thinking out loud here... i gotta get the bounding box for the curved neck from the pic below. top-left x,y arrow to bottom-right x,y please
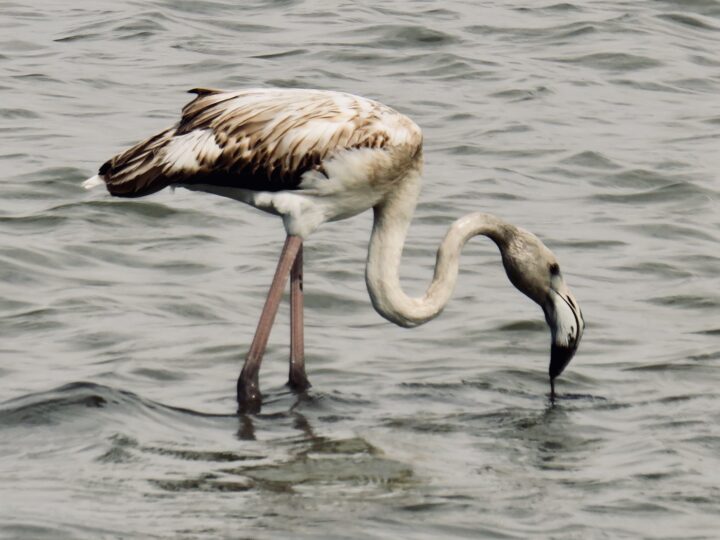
365,172 -> 513,328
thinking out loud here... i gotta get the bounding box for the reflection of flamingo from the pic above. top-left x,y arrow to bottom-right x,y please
84,88 -> 584,412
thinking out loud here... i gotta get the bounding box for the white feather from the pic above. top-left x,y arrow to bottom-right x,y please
83,175 -> 104,189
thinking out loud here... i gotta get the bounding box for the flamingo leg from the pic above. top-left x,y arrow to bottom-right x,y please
288,242 -> 310,392
237,235 -> 302,413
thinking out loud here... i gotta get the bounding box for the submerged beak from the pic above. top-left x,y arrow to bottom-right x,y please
544,287 -> 584,381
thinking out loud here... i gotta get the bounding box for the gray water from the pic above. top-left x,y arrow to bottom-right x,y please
1,0 -> 719,538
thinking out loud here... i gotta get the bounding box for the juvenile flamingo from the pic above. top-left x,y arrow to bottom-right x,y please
84,88 -> 584,412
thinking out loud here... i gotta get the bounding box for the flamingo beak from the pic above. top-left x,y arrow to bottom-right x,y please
544,288 -> 584,383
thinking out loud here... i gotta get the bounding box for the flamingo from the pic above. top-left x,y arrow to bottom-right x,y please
83,88 -> 584,412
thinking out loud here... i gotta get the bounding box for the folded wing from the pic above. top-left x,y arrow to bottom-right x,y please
94,88 -> 416,198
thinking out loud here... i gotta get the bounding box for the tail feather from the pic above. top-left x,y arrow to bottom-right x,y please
83,174 -> 105,190
92,127 -> 178,198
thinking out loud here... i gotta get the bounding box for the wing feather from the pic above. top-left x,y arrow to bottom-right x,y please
95,88 -> 422,198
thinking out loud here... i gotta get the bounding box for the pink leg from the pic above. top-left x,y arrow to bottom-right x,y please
237,235 -> 302,413
288,243 -> 310,391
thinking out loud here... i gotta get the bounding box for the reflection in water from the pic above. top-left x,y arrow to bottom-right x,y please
236,413 -> 256,441
507,398 -> 606,478
231,409 -> 415,495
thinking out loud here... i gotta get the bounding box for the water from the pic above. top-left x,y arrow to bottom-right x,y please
1,0 -> 719,538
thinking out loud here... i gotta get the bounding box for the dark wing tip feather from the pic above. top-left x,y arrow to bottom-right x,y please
188,87 -> 224,96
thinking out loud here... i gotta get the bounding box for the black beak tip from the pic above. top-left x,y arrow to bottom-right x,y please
549,343 -> 576,381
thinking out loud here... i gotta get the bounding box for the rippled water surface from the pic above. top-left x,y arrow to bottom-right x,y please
2,1 -> 720,538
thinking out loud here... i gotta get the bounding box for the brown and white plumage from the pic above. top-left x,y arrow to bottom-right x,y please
85,88 -> 422,237
84,88 -> 583,411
